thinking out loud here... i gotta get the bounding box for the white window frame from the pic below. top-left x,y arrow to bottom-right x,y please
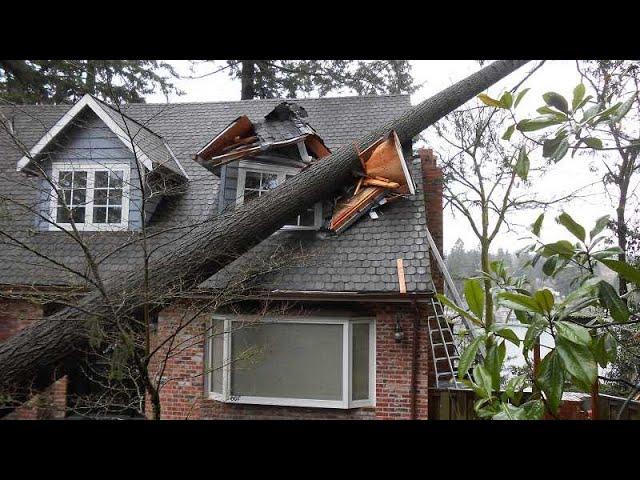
235,160 -> 322,231
205,315 -> 376,409
48,160 -> 131,232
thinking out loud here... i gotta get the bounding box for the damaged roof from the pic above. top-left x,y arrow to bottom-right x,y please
0,95 -> 434,294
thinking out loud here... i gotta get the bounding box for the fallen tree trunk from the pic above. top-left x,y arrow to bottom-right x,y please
0,60 -> 528,413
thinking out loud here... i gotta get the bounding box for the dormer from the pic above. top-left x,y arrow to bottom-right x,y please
194,102 -> 331,230
17,94 -> 188,232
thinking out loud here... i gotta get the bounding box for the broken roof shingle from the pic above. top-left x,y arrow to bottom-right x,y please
0,94 -> 434,294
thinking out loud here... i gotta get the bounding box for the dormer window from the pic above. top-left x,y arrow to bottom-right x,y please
49,162 -> 130,231
236,161 -> 322,230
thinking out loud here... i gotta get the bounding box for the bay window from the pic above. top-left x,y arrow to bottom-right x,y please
206,316 -> 375,409
49,162 -> 130,231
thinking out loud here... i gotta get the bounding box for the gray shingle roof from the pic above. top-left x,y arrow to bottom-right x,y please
0,95 -> 434,294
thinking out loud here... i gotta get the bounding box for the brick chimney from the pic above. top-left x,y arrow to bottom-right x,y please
419,148 -> 444,294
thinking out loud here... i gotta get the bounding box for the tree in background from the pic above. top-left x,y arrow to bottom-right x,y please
0,60 -> 181,104
189,60 -> 415,100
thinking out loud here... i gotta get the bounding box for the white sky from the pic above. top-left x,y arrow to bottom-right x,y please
146,60 -> 624,254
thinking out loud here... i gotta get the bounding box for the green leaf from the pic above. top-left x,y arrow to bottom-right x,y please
502,124 -> 515,141
595,102 -> 622,121
523,318 -> 547,351
550,138 -> 569,162
493,403 -> 527,420
542,255 -> 558,277
515,147 -> 530,181
494,326 -> 521,346
534,289 -> 555,314
504,374 -> 527,400
485,342 -> 506,390
556,338 -> 598,391
597,280 -> 630,323
478,93 -> 504,108
590,215 -> 610,239
463,278 -> 485,320
611,95 -> 634,123
541,240 -> 575,259
436,294 -> 483,326
555,320 -> 592,347
572,84 -> 586,111
574,94 -> 593,112
522,400 -> 545,420
556,212 -> 586,242
531,213 -> 544,237
598,259 -> 640,286
543,92 -> 569,114
592,332 -> 618,367
537,351 -> 565,414
500,92 -> 513,109
498,291 -> 544,315
591,246 -> 623,261
472,364 -> 493,399
458,335 -> 484,380
542,137 -> 563,158
583,137 -> 603,149
517,116 -> 565,132
513,88 -> 530,108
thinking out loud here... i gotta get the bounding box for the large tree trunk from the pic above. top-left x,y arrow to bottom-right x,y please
0,60 -> 529,414
240,61 -> 255,100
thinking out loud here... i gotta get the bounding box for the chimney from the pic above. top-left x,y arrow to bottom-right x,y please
419,148 -> 444,294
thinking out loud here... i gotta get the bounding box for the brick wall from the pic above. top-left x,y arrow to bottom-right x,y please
151,302 -> 434,420
419,148 -> 444,294
0,297 -> 68,420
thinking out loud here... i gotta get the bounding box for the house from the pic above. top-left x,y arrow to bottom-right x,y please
0,93 -> 449,420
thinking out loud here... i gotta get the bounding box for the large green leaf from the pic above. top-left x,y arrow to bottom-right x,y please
472,364 -> 493,399
523,318 -> 547,351
436,294 -> 483,326
557,212 -> 586,242
463,278 -> 485,320
493,403 -> 527,420
513,88 -> 530,108
542,255 -> 558,277
597,280 -> 630,323
572,84 -> 586,111
522,400 -> 546,420
534,289 -> 555,314
498,292 -> 544,315
457,335 -> 484,380
589,215 -> 610,240
517,116 -> 565,132
611,95 -> 635,123
500,92 -> 513,109
555,320 -> 592,347
592,332 -> 618,367
502,124 -> 515,141
598,259 -> 640,286
515,148 -> 530,181
543,92 -> 569,114
485,342 -> 507,390
504,374 -> 527,401
556,338 -> 598,391
494,326 -> 521,346
537,351 -> 565,414
541,240 -> 575,258
531,213 -> 544,237
583,137 -> 603,149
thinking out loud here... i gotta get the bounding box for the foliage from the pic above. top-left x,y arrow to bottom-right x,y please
0,60 -> 181,104
217,60 -> 416,99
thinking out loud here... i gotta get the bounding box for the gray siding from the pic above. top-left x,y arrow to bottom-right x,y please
35,109 -> 145,230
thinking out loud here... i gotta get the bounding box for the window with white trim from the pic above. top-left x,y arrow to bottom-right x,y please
236,162 -> 322,230
206,316 -> 375,409
49,162 -> 130,231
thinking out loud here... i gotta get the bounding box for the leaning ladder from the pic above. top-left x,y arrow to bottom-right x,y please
424,227 -> 483,388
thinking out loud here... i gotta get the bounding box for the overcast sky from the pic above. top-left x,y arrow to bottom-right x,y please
146,60 -> 628,254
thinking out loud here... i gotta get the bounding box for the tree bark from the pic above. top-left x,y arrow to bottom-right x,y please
0,60 -> 529,414
240,61 -> 255,100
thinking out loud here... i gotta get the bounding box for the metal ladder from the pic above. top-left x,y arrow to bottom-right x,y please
428,296 -> 462,388
424,226 -> 483,389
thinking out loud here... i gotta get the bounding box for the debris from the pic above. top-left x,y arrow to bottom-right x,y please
328,130 -> 416,234
396,258 -> 407,294
194,102 -> 331,172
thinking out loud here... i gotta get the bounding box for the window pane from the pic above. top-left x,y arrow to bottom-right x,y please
71,207 -> 85,223
61,189 -> 72,206
244,172 -> 261,189
58,171 -> 72,188
352,323 -> 370,401
210,321 -> 224,395
72,188 -> 86,205
56,207 -> 70,223
108,189 -> 122,205
95,171 -> 109,188
110,171 -> 124,188
300,208 -> 316,226
231,322 -> 343,401
262,173 -> 279,190
107,207 -> 122,223
73,171 -> 87,188
93,207 -> 107,223
94,189 -> 108,205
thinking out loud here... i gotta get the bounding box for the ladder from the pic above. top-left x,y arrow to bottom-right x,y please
428,296 -> 462,388
424,226 -> 483,388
